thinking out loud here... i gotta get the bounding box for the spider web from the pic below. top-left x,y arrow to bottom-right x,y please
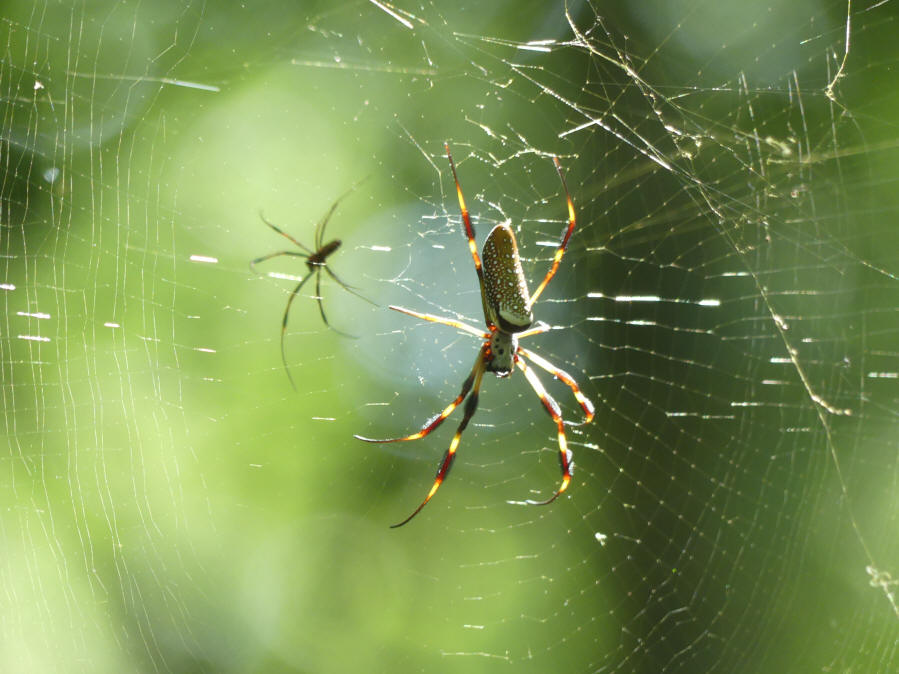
2,0 -> 898,671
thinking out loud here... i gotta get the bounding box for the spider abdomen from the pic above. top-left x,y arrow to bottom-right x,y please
482,224 -> 533,333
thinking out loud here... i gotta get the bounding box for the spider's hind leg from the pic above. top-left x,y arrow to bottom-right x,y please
323,266 -> 377,307
390,359 -> 487,528
354,344 -> 489,443
517,346 -> 595,424
279,272 -> 315,390
514,356 -> 573,506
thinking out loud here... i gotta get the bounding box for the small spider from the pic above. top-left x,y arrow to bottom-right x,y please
252,184 -> 374,389
356,144 -> 594,527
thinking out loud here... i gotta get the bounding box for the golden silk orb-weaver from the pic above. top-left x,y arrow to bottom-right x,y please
251,183 -> 374,390
355,143 -> 594,528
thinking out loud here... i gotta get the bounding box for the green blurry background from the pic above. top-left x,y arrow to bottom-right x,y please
1,1 -> 898,672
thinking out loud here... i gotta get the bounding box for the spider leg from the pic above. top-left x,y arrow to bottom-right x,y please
445,143 -> 487,296
323,266 -> 377,306
516,320 -> 551,339
315,175 -> 371,249
250,250 -> 309,273
280,271 -> 315,390
526,157 -> 577,310
314,269 -> 357,339
515,356 -> 573,506
518,347 -> 595,423
314,200 -> 341,252
259,212 -> 314,254
388,305 -> 489,339
355,344 -> 489,444
390,355 -> 488,528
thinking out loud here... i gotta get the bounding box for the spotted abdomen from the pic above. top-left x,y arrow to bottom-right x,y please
481,224 -> 533,333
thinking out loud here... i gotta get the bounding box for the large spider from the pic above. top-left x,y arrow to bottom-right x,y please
356,144 -> 594,527
252,185 -> 373,389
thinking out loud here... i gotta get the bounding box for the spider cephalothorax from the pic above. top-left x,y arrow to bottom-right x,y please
356,144 -> 593,527
486,328 -> 518,376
